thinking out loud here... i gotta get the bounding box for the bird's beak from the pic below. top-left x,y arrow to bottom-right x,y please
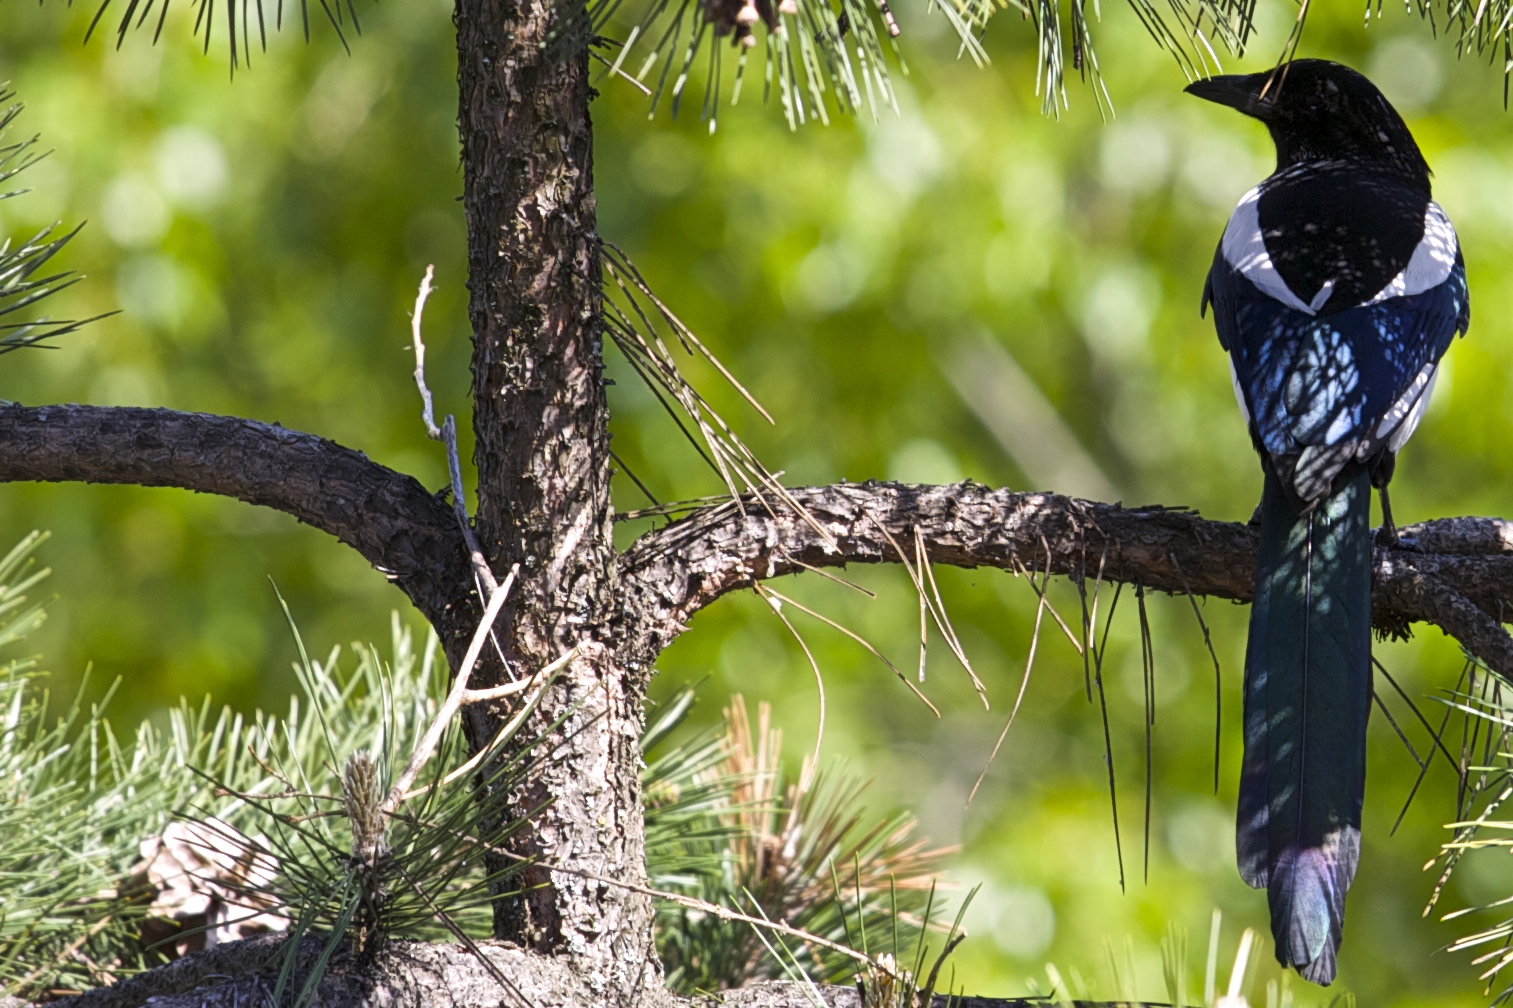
1185,73 -> 1277,121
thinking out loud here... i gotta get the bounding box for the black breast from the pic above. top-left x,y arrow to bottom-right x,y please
1257,165 -> 1429,316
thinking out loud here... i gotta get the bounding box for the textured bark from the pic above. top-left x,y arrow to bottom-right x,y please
1395,516 -> 1513,555
49,939 -> 624,1008
0,403 -> 468,624
453,0 -> 647,990
41,936 -> 1160,1008
617,482 -> 1513,678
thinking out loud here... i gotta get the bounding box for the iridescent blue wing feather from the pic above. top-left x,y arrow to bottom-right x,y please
1206,222 -> 1467,501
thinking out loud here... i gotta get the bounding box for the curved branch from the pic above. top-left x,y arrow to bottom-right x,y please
617,481 -> 1513,677
0,404 -> 469,622
1374,563 -> 1513,674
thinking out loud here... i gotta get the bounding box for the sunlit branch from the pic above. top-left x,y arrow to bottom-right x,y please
618,480 -> 1513,679
0,403 -> 468,622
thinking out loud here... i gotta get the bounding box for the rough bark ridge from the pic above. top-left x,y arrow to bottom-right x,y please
43,936 -> 1156,1008
0,404 -> 468,622
617,484 -> 1513,675
453,0 -> 651,993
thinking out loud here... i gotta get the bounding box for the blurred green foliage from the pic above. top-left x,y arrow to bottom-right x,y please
0,0 -> 1511,1002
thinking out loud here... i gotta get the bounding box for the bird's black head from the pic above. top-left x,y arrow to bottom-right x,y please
1185,59 -> 1429,187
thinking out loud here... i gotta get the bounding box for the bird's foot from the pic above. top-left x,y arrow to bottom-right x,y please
1375,524 -> 1421,551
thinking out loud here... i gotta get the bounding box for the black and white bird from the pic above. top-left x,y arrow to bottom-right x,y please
1187,59 -> 1470,985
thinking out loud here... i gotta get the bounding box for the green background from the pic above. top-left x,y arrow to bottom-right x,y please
0,0 -> 1510,1001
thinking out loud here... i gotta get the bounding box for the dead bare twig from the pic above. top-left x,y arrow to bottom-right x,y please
869,519 -> 987,708
385,563 -> 523,810
758,586 -> 940,716
410,264 -> 501,600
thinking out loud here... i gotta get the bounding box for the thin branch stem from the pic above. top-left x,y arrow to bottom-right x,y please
386,563 -> 519,809
409,264 -> 500,599
411,264 -> 443,441
400,664 -> 567,802
619,482 -> 1513,683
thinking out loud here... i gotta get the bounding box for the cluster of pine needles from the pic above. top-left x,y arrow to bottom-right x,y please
0,529 -> 964,1001
646,691 -> 960,990
0,94 -> 99,358
1419,657 -> 1513,1005
49,0 -> 1513,124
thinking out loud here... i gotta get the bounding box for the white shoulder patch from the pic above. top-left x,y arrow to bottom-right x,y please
1367,202 -> 1458,305
1219,186 -> 1315,315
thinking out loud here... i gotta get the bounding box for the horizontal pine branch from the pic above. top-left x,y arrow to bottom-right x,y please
0,403 -> 469,622
4,407 -> 1509,678
618,481 -> 1513,678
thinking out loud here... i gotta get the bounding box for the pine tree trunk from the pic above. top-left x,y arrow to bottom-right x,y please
452,0 -> 656,992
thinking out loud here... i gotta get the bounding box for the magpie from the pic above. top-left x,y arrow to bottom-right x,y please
1187,59 -> 1469,985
